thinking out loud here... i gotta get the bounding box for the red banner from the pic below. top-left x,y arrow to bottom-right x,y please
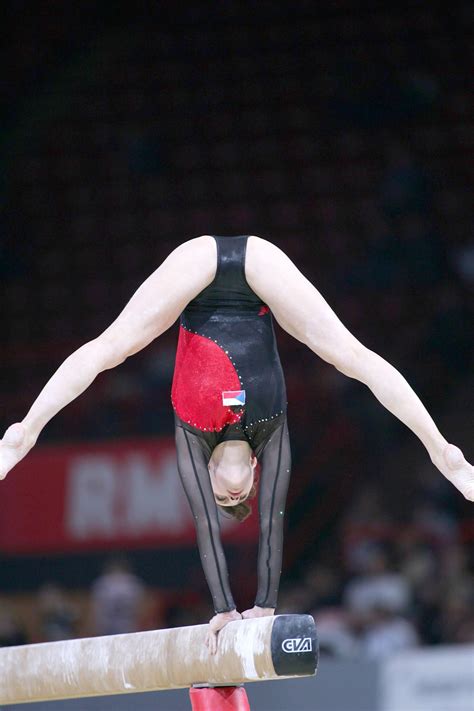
0,438 -> 258,554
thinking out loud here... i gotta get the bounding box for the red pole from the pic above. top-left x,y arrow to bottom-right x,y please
189,686 -> 250,711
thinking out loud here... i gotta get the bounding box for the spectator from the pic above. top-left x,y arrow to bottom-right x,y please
91,556 -> 146,636
304,563 -> 342,610
344,543 -> 412,616
37,583 -> 78,642
314,608 -> 358,658
438,584 -> 474,645
0,607 -> 27,647
451,240 -> 474,287
359,604 -> 419,659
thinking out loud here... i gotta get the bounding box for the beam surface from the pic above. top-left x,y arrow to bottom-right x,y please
0,614 -> 318,705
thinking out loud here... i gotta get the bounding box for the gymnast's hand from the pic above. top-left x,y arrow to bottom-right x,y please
241,606 -> 275,619
0,423 -> 36,481
205,610 -> 242,655
431,443 -> 474,502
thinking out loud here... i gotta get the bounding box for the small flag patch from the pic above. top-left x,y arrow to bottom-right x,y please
222,390 -> 246,406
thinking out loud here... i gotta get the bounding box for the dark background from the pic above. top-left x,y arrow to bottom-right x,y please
1,0 -> 473,654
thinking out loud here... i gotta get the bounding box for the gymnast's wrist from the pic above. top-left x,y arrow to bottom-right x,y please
254,600 -> 276,610
214,606 -> 237,614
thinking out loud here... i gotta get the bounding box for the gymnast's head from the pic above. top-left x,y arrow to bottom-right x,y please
208,440 -> 258,522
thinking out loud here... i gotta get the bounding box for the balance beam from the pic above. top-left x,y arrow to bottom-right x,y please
0,614 -> 318,705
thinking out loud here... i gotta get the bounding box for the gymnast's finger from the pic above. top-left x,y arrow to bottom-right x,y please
206,630 -> 217,655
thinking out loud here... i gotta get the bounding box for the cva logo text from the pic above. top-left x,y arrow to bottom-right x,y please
281,637 -> 313,653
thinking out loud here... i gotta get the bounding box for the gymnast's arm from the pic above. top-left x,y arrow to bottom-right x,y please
0,236 -> 217,480
246,236 -> 474,501
242,417 -> 292,620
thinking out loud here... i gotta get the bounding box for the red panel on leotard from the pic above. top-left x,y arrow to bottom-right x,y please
171,326 -> 243,431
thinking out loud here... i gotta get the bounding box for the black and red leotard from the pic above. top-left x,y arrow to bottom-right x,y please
172,235 -> 291,612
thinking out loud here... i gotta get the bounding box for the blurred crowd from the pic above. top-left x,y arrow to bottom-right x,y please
1,558 -> 157,648
2,494 -> 473,660
280,483 -> 474,659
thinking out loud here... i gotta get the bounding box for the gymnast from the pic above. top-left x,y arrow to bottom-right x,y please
1,235 -> 472,653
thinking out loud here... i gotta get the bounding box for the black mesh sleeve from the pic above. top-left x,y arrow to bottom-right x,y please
255,418 -> 291,608
175,423 -> 236,613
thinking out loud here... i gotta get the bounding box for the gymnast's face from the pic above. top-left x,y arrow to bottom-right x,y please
208,441 -> 257,506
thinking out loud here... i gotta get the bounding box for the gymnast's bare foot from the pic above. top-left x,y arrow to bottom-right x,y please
205,610 -> 242,655
0,422 -> 37,481
431,443 -> 474,501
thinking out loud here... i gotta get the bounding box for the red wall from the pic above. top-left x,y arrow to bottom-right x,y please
0,438 -> 258,554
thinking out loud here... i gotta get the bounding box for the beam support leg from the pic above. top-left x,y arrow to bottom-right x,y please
189,686 -> 250,711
